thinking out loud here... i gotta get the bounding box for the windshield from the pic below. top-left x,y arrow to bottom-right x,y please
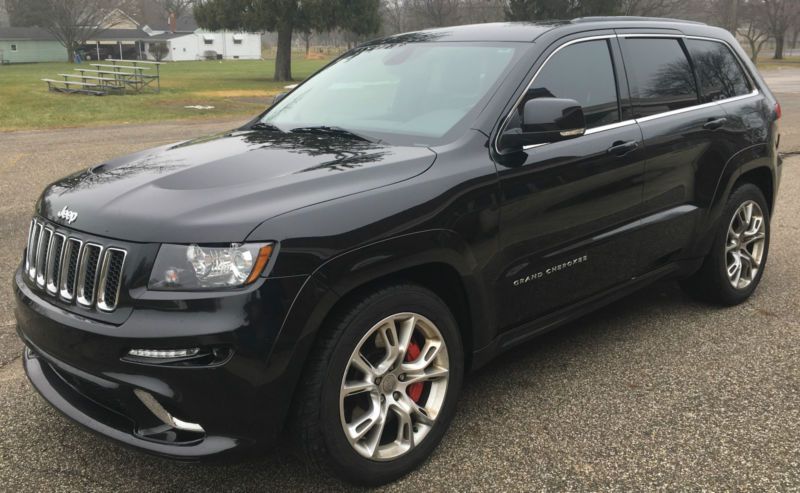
260,42 -> 523,146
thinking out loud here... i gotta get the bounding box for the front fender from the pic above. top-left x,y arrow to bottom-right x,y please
264,229 -> 492,433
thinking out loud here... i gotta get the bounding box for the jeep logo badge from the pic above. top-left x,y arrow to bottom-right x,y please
56,206 -> 78,224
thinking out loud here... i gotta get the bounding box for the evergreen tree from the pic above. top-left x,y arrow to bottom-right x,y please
194,0 -> 381,81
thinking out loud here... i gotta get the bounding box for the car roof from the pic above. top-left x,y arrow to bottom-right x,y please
369,17 -> 719,44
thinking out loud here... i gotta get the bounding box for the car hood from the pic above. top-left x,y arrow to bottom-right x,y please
37,130 -> 437,243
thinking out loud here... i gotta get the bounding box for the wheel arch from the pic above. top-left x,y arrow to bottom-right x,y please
690,144 -> 776,258
270,230 -> 492,434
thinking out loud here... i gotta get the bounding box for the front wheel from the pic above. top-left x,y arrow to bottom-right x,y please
291,284 -> 463,485
681,183 -> 770,305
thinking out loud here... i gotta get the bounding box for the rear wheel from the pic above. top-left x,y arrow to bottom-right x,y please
681,184 -> 770,305
292,284 -> 463,485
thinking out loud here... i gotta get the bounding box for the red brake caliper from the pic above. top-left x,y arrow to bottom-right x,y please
405,341 -> 424,403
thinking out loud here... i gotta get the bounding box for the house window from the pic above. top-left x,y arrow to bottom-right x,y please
204,39 -> 213,45
10,44 -> 18,52
233,39 -> 242,45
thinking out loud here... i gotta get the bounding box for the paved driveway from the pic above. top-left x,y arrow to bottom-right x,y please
0,72 -> 798,491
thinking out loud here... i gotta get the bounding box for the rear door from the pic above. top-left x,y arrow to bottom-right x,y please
493,36 -> 646,330
617,35 -> 732,274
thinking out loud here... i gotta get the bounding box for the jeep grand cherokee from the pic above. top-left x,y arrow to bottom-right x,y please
15,17 -> 782,485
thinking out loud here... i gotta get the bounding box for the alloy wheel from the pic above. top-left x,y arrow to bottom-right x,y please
725,200 -> 767,290
339,312 -> 449,461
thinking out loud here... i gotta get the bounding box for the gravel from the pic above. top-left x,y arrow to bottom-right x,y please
0,72 -> 798,492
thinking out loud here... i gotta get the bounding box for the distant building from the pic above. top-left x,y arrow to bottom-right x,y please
84,8 -> 262,62
0,27 -> 67,63
0,8 -> 260,64
141,29 -> 262,62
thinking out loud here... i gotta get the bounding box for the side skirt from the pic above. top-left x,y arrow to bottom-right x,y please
470,260 -> 698,371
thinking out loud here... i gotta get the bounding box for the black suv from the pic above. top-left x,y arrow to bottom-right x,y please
15,18 -> 781,485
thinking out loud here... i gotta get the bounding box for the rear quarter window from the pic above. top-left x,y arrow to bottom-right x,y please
620,38 -> 699,118
685,39 -> 751,103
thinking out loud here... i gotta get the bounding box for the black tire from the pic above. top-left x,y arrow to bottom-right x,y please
290,283 -> 464,486
680,183 -> 770,305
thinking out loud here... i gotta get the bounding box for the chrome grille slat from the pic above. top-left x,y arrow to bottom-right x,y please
46,233 -> 66,295
97,249 -> 127,312
23,218 -> 127,313
76,243 -> 102,307
28,222 -> 42,279
25,220 -> 36,276
59,238 -> 82,301
35,228 -> 53,287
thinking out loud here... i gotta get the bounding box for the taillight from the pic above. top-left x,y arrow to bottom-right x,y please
775,102 -> 782,120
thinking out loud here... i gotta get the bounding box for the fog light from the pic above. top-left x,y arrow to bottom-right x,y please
128,348 -> 200,359
134,389 -> 204,433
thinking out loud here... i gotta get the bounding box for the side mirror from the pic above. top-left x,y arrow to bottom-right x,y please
498,98 -> 586,152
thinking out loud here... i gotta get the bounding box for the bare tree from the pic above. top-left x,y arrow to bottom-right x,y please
149,40 -> 168,60
409,0 -> 460,28
763,0 -> 800,59
159,0 -> 194,18
738,1 -> 771,62
620,0 -> 690,17
382,0 -> 407,34
6,0 -> 133,62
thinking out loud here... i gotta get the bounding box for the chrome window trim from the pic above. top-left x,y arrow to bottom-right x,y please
585,119 -> 638,135
494,33 -> 763,155
45,232 -> 66,295
96,248 -> 127,313
635,90 -> 760,124
59,238 -> 83,302
76,243 -> 103,307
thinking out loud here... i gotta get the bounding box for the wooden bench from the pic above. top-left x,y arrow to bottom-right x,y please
91,63 -> 149,72
42,78 -> 105,96
59,73 -> 120,83
107,59 -> 163,65
61,73 -> 126,93
76,68 -> 139,77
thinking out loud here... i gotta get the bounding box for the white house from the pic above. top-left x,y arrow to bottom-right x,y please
143,29 -> 262,61
77,10 -> 262,62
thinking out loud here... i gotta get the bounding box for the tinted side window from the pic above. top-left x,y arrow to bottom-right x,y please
620,38 -> 698,118
685,39 -> 751,103
519,39 -> 620,129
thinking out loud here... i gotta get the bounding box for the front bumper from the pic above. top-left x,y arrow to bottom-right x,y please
14,267 -> 307,460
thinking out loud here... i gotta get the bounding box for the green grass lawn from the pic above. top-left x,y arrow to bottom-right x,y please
0,56 -> 330,131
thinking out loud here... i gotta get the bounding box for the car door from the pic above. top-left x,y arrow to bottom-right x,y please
492,36 -> 646,331
616,35 -> 736,274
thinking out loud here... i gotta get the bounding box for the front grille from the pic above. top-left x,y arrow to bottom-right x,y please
25,218 -> 127,312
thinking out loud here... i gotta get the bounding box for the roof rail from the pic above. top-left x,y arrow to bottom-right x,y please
572,16 -> 706,25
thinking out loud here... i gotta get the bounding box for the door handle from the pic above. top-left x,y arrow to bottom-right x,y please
607,140 -> 639,156
703,117 -> 727,130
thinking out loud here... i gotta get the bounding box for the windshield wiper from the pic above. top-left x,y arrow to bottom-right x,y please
250,121 -> 283,132
290,125 -> 376,143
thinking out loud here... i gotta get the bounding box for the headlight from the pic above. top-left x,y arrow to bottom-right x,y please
148,243 -> 273,290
